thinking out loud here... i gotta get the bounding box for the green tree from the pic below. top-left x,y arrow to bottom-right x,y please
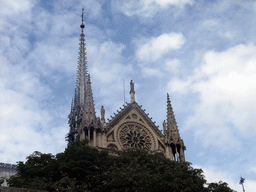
56,140 -> 109,191
105,148 -> 207,192
7,151 -> 59,191
0,176 -> 5,186
8,140 -> 108,192
7,141 -> 235,192
207,181 -> 235,192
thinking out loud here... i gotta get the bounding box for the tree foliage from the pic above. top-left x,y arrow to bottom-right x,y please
207,181 -> 234,192
105,149 -> 206,192
7,141 -> 235,192
0,177 -> 5,186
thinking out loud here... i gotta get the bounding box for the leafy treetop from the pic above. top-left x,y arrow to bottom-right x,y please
7,141 -> 235,192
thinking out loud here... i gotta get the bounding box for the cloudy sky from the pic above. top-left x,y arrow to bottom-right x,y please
1,0 -> 256,191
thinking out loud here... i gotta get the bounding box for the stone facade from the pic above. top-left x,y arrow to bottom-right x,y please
67,14 -> 186,161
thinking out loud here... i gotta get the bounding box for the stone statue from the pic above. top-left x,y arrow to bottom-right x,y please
130,80 -> 134,93
130,80 -> 135,102
101,106 -> 105,121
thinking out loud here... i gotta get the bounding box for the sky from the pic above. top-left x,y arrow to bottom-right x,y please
0,0 -> 256,191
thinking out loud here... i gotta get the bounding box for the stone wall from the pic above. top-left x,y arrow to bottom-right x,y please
0,186 -> 47,192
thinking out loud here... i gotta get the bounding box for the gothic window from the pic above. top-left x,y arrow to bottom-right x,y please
117,122 -> 154,150
125,130 -> 145,147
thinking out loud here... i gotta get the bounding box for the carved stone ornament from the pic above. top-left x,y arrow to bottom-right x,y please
132,113 -> 138,119
117,122 -> 155,150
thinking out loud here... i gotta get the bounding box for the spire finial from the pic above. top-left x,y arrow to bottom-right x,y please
80,8 -> 85,29
130,80 -> 135,103
166,93 -> 179,141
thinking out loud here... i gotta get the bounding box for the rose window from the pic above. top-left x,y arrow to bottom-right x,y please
118,123 -> 153,150
126,131 -> 145,147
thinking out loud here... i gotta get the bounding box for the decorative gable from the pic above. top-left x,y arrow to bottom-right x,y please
104,102 -> 165,151
106,102 -> 162,136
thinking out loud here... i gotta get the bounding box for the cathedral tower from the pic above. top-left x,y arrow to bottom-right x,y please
67,10 -> 100,146
67,11 -> 186,161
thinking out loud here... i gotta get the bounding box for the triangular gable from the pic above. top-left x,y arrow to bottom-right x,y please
106,102 -> 163,138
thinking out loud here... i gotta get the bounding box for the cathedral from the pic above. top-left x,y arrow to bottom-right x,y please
67,14 -> 186,161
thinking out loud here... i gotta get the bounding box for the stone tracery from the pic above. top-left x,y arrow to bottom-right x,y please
117,122 -> 154,150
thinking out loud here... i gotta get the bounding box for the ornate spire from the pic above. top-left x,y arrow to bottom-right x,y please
74,8 -> 88,107
166,93 -> 179,142
68,9 -> 95,145
82,74 -> 96,124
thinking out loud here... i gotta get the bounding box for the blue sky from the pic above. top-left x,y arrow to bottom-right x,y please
1,0 -> 256,191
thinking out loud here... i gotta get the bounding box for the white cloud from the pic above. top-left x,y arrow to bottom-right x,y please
165,59 -> 180,74
169,78 -> 191,94
155,0 -> 194,7
115,0 -> 194,17
194,165 -> 256,192
168,43 -> 256,150
249,167 -> 256,175
142,68 -> 163,77
54,0 -> 103,19
201,19 -> 235,39
81,39 -> 134,118
0,0 -> 36,15
0,2 -> 134,151
135,33 -> 185,63
140,58 -> 182,78
27,37 -> 78,77
89,40 -> 130,84
244,180 -> 256,192
0,0 -> 36,31
0,44 -> 68,163
0,2 -> 73,163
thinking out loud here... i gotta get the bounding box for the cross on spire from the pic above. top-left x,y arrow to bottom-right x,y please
81,8 -> 85,29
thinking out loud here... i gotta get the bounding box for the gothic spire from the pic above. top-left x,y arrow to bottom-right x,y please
68,9 -> 98,145
82,74 -> 96,124
167,93 -> 180,142
74,8 -> 88,107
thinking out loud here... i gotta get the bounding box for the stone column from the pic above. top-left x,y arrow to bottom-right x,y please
175,146 -> 178,161
93,129 -> 96,147
88,128 -> 90,145
180,147 -> 185,161
82,129 -> 85,140
169,146 -> 174,160
102,130 -> 107,148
